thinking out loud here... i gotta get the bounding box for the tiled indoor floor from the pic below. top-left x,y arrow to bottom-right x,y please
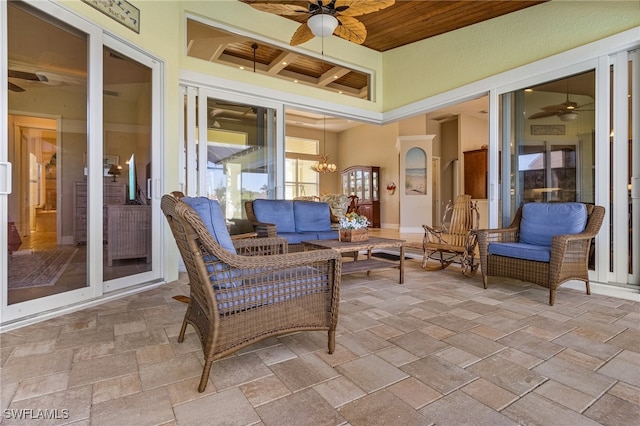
1,257 -> 639,425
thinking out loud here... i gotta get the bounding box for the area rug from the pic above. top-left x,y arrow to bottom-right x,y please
8,247 -> 79,289
371,252 -> 411,262
404,241 -> 423,250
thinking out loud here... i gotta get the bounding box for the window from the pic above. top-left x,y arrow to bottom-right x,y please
285,137 -> 319,199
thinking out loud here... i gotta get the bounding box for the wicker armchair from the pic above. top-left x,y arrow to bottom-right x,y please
162,194 -> 341,392
477,202 -> 605,305
422,194 -> 480,277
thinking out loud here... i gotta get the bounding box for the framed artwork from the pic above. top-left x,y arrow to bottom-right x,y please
531,124 -> 565,135
405,147 -> 427,195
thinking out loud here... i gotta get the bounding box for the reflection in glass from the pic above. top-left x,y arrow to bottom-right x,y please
102,47 -> 152,281
503,69 -> 595,268
7,2 -> 88,304
201,98 -> 276,235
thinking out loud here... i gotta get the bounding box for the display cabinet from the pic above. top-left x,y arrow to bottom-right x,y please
341,165 -> 380,227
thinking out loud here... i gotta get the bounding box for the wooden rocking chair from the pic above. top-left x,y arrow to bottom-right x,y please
422,194 -> 480,277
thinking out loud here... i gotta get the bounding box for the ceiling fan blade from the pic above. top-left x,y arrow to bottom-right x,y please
8,82 -> 25,92
539,104 -> 565,112
575,102 -> 594,110
335,0 -> 395,17
561,100 -> 578,110
8,69 -> 48,82
246,3 -> 308,16
290,23 -> 315,45
209,108 -> 225,118
334,16 -> 366,44
529,110 -> 560,119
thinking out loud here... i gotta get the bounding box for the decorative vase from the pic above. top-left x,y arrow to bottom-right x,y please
339,228 -> 368,242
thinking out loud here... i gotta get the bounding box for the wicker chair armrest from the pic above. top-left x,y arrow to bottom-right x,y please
422,224 -> 445,243
233,236 -> 288,255
476,227 -> 519,245
211,244 -> 341,270
251,220 -> 278,238
549,232 -> 595,262
231,232 -> 258,240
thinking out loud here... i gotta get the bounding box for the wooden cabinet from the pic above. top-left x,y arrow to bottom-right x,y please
341,165 -> 380,228
74,182 -> 126,244
463,148 -> 488,199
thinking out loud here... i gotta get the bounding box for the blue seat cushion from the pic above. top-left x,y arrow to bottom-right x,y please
488,242 -> 551,262
294,201 -> 332,232
277,231 -> 339,245
215,266 -> 328,314
520,202 -> 587,247
315,231 -> 339,240
279,232 -> 308,245
253,199 -> 296,233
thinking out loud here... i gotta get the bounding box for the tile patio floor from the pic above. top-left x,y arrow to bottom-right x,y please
1,259 -> 639,425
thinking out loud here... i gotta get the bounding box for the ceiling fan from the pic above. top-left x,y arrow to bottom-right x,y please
528,82 -> 594,121
8,69 -> 48,92
246,0 -> 395,45
208,106 -> 247,129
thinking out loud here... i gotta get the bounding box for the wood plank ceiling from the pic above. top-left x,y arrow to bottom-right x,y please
240,0 -> 547,52
187,1 -> 547,100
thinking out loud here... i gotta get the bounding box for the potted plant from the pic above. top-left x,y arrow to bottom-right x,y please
338,212 -> 370,241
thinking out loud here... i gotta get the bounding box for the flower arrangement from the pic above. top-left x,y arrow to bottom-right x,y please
386,182 -> 396,191
339,212 -> 370,230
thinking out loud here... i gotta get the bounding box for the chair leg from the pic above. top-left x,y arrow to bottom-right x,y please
328,329 -> 335,354
177,317 -> 188,343
585,280 -> 591,295
482,275 -> 488,289
549,289 -> 556,306
198,360 -> 213,393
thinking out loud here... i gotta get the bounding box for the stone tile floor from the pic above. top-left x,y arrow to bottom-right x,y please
1,260 -> 639,425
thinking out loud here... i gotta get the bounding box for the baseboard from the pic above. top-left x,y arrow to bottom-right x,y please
563,280 -> 640,302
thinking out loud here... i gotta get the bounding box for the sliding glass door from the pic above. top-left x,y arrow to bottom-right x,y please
181,87 -> 280,235
499,56 -> 639,286
4,2 -> 91,312
1,1 -> 163,325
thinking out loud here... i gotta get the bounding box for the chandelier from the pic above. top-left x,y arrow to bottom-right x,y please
311,154 -> 337,173
311,115 -> 336,173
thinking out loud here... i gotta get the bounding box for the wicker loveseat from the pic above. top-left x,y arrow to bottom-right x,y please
245,199 -> 338,252
477,202 -> 605,305
162,193 -> 341,392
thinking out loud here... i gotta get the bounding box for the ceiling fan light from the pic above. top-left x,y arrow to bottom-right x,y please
558,111 -> 578,121
307,14 -> 338,37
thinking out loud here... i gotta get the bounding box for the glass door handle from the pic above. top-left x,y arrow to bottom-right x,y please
0,162 -> 12,194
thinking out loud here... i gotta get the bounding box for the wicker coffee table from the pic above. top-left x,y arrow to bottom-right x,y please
303,237 -> 405,284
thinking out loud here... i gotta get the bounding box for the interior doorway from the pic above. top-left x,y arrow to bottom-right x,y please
7,115 -> 86,305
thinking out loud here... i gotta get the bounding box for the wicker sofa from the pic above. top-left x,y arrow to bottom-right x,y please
477,202 -> 605,305
245,199 -> 338,252
162,194 -> 341,392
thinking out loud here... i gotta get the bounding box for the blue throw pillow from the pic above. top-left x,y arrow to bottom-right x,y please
182,197 -> 236,254
519,202 -> 587,247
